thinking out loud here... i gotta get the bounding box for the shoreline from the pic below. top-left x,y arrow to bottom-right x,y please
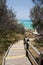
18,20 -> 33,30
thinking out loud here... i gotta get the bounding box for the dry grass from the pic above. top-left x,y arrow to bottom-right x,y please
0,33 -> 24,65
25,29 -> 43,51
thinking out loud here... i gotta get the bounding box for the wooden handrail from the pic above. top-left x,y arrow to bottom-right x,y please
28,42 -> 40,55
2,44 -> 12,65
24,38 -> 43,65
27,50 -> 38,65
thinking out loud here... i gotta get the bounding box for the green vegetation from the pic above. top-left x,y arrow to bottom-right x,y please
0,0 -> 25,64
30,0 -> 43,33
30,0 -> 43,43
0,31 -> 24,65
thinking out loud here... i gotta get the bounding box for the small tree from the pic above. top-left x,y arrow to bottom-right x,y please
30,0 -> 43,35
30,0 -> 43,43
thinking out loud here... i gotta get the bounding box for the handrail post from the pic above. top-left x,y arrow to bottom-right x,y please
26,42 -> 29,57
38,51 -> 43,65
24,37 -> 29,57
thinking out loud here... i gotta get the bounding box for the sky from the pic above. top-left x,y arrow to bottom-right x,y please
7,0 -> 34,20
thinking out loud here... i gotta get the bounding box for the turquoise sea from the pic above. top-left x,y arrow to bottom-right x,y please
18,20 -> 33,29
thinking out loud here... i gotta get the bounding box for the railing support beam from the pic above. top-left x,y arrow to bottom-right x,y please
24,37 -> 43,65
26,42 -> 29,57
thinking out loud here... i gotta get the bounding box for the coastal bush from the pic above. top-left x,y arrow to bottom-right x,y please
0,0 -> 25,35
30,0 -> 43,43
31,0 -> 43,31
0,0 -> 25,64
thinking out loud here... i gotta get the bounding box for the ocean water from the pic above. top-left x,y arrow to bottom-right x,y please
18,20 -> 33,29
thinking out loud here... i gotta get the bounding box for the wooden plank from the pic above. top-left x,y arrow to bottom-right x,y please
4,40 -> 31,65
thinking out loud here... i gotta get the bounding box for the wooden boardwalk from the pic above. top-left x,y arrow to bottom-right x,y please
5,40 -> 31,65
